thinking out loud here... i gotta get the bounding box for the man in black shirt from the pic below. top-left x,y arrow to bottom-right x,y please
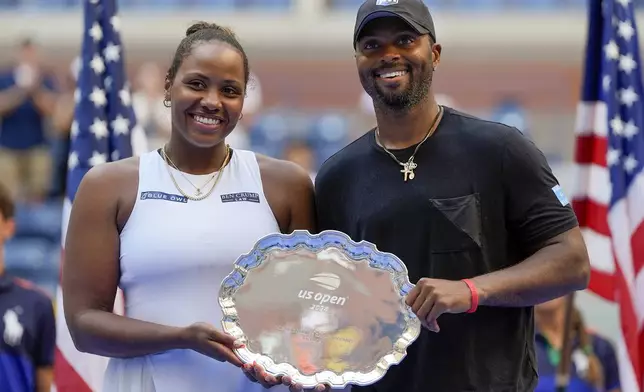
314,0 -> 591,391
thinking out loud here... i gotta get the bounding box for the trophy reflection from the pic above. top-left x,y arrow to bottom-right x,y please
232,246 -> 406,375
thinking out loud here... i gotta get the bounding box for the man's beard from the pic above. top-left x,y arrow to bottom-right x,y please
362,65 -> 432,113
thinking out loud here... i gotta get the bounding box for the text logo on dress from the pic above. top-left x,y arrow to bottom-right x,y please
140,191 -> 188,203
221,192 -> 260,203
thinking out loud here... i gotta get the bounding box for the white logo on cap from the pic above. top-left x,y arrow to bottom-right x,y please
376,0 -> 398,5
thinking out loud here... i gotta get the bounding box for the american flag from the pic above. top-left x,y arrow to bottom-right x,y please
53,0 -> 147,390
572,0 -> 643,390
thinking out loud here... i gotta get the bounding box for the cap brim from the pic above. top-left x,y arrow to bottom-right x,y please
353,11 -> 429,47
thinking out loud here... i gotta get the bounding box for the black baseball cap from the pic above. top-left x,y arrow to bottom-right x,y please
353,0 -> 436,48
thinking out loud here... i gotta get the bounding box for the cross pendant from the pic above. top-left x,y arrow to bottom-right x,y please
400,161 -> 417,182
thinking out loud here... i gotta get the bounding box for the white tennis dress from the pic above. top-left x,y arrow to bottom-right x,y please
102,149 -> 288,392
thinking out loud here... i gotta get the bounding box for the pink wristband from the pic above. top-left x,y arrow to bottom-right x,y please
462,279 -> 479,313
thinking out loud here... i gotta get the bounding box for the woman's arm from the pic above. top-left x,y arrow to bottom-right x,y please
259,155 -> 316,233
63,161 -> 242,364
286,169 -> 316,233
63,162 -> 190,357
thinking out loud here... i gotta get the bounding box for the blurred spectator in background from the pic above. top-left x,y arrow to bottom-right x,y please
228,71 -> 263,149
49,57 -> 81,200
132,61 -> 171,151
490,96 -> 530,138
283,139 -> 317,181
534,296 -> 621,392
0,37 -> 57,203
0,182 -> 56,392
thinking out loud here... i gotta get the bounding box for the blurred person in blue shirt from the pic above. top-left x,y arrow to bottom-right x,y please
0,37 -> 57,203
283,139 -> 317,181
535,296 -> 621,392
490,96 -> 531,138
0,182 -> 56,392
49,57 -> 81,199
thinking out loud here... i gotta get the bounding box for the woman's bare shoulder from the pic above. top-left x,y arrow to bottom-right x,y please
255,153 -> 312,189
72,156 -> 142,231
80,156 -> 140,190
254,153 -> 315,232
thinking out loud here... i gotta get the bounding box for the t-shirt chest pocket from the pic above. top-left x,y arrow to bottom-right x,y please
426,193 -> 485,280
428,193 -> 483,253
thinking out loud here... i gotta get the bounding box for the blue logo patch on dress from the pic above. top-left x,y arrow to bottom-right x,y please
221,192 -> 260,203
551,185 -> 569,206
376,0 -> 398,5
140,191 -> 188,203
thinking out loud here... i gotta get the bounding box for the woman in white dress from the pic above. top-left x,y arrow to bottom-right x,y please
61,21 -> 328,392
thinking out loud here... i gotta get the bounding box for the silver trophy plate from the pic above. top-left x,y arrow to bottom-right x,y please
218,230 -> 421,389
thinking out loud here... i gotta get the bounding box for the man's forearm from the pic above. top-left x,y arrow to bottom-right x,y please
36,367 -> 53,392
471,229 -> 590,307
0,86 -> 29,116
32,88 -> 56,117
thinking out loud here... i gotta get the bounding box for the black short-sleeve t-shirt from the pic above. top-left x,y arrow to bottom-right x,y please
314,107 -> 579,392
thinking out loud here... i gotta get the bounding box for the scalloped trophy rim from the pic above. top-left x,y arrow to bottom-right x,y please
218,229 -> 421,388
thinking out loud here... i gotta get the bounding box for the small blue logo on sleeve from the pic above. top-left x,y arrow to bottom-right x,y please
552,185 -> 570,206
140,191 -> 188,203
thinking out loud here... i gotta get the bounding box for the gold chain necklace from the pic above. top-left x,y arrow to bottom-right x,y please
375,105 -> 444,182
161,145 -> 231,201
163,148 -> 217,196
